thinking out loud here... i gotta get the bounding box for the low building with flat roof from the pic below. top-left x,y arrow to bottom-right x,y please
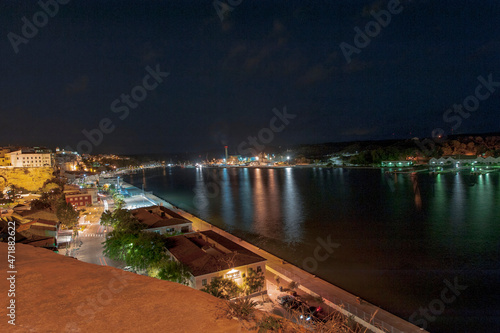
9,148 -> 53,168
131,205 -> 192,235
381,160 -> 413,167
166,230 -> 267,291
66,192 -> 92,209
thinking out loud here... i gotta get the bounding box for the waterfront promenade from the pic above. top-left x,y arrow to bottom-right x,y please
121,182 -> 426,333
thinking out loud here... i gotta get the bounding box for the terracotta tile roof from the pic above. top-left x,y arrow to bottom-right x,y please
167,232 -> 266,277
131,209 -> 162,227
20,237 -> 56,248
158,206 -> 186,220
18,210 -> 58,222
131,206 -> 192,230
149,218 -> 191,228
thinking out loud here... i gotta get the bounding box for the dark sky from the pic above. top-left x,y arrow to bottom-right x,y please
1,0 -> 499,155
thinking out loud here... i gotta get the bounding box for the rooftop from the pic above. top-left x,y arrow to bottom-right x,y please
167,230 -> 266,276
131,205 -> 192,229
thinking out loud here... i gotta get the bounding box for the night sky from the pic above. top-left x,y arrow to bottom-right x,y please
1,0 -> 499,154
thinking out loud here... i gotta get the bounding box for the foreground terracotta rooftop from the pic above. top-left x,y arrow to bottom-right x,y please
167,230 -> 266,276
0,243 -> 251,332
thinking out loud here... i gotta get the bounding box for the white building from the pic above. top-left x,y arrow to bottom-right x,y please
131,206 -> 193,235
166,230 -> 267,291
429,156 -> 500,166
9,149 -> 53,168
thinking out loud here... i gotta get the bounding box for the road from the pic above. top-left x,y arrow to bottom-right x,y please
69,200 -> 124,268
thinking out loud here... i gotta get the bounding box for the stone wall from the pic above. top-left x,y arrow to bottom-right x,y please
0,167 -> 54,192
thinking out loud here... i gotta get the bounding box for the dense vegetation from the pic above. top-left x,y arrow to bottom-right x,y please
101,208 -> 191,284
292,135 -> 500,164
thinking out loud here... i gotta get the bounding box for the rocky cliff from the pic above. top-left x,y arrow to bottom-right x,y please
0,167 -> 54,192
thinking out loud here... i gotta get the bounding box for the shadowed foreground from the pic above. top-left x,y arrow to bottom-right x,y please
0,243 -> 251,332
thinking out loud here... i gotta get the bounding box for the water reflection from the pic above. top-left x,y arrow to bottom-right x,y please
193,167 -> 209,216
221,169 -> 235,226
238,168 -> 253,226
283,168 -> 303,243
267,169 -> 281,224
253,168 -> 267,234
451,173 -> 465,224
410,173 -> 422,210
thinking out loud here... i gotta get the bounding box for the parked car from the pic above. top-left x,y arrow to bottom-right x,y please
302,306 -> 328,323
285,299 -> 308,313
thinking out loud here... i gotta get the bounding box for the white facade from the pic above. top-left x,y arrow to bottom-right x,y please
429,156 -> 500,166
10,150 -> 53,168
145,222 -> 192,235
190,263 -> 266,291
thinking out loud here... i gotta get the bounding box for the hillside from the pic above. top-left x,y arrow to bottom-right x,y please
0,167 -> 54,192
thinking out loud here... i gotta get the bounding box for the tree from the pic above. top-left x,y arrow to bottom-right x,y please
147,258 -> 191,285
102,231 -> 138,263
201,277 -> 241,300
103,230 -> 167,270
43,182 -> 61,193
43,177 -> 64,189
56,195 -> 79,229
31,199 -> 51,211
242,268 -> 265,295
100,208 -> 145,233
100,210 -> 114,227
112,192 -> 125,209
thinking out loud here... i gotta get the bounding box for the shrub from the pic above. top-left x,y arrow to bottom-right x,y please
226,297 -> 257,320
256,315 -> 284,332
